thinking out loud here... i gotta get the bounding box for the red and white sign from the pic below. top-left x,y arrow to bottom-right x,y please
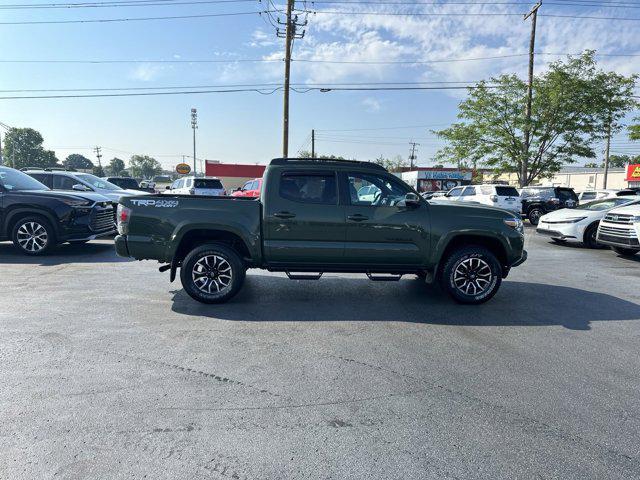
626,164 -> 640,182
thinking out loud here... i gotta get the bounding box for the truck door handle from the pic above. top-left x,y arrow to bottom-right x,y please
273,211 -> 296,219
347,214 -> 369,222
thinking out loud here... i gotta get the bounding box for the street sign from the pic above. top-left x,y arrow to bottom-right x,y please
176,163 -> 191,175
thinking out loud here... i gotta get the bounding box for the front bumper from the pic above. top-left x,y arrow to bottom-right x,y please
511,249 -> 528,267
66,228 -> 116,242
536,221 -> 582,241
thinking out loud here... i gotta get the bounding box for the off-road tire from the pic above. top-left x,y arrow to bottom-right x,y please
180,243 -> 246,304
583,223 -> 600,249
440,245 -> 502,305
528,208 -> 543,226
11,215 -> 56,256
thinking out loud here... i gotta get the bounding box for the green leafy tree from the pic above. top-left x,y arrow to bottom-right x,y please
63,153 -> 93,170
630,120 -> 640,141
435,52 -> 638,186
129,155 -> 163,179
93,165 -> 105,177
373,155 -> 408,172
298,150 -> 350,160
1,127 -> 59,169
106,157 -> 126,176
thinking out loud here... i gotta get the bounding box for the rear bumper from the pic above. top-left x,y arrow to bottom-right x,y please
114,234 -> 130,257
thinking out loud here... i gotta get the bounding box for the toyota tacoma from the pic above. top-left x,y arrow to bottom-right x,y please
115,158 -> 527,304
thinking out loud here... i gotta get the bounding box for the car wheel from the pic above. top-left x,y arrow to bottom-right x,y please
612,246 -> 638,257
11,216 -> 55,256
180,243 -> 246,304
582,224 -> 600,249
528,208 -> 543,226
440,246 -> 502,305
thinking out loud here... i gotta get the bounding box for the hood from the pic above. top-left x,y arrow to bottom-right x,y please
96,189 -> 149,202
540,207 -> 599,222
608,204 -> 640,215
428,199 -> 517,218
12,189 -> 111,205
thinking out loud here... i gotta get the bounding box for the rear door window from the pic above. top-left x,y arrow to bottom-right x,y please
53,175 -> 80,190
495,186 -> 520,197
279,172 -> 337,205
557,189 -> 577,201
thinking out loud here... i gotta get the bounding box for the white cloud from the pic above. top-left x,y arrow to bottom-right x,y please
362,97 -> 381,112
130,63 -> 169,82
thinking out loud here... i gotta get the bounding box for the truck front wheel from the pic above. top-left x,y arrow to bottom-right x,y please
180,243 -> 246,304
440,246 -> 502,305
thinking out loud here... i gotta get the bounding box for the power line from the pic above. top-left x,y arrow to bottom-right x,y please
310,9 -> 640,20
2,52 -> 637,65
0,9 -> 270,24
0,0 -> 256,9
0,84 -> 497,100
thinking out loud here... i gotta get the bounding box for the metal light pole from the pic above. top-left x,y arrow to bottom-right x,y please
191,108 -> 198,175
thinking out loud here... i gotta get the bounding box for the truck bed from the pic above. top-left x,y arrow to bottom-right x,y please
119,194 -> 262,263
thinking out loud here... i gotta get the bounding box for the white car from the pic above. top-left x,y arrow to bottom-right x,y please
166,176 -> 226,196
537,196 -> 640,248
577,189 -> 622,204
596,202 -> 640,257
443,184 -> 522,214
357,184 -> 380,203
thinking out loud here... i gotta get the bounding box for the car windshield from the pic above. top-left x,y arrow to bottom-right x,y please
194,179 -> 223,189
575,197 -> 639,211
74,173 -> 122,190
0,167 -> 49,191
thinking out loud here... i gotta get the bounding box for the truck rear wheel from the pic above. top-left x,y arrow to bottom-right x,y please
180,243 -> 246,304
440,246 -> 502,305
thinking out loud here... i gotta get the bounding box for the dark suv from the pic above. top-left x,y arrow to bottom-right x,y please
521,186 -> 579,225
0,166 -> 115,255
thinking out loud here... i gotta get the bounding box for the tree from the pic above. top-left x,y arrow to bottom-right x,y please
373,155 -> 408,172
298,150 -> 349,160
129,155 -> 163,179
608,154 -> 639,168
630,120 -> 640,141
63,153 -> 93,170
106,157 -> 126,176
435,52 -> 638,186
93,165 -> 105,177
1,127 -> 60,169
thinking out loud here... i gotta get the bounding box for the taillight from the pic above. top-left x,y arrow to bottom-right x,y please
489,194 -> 498,202
116,204 -> 131,235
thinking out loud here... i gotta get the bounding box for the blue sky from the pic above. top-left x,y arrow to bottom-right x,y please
0,0 -> 639,170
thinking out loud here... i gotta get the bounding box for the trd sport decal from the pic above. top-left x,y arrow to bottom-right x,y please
130,199 -> 179,208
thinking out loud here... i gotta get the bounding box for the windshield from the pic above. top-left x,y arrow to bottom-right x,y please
576,197 -> 639,211
74,173 -> 122,190
0,167 -> 49,191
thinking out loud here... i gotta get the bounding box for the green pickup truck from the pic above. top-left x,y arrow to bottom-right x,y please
115,158 -> 526,305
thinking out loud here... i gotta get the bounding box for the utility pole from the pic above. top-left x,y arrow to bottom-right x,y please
522,1 -> 541,188
277,1 -> 306,158
191,108 -> 198,175
94,146 -> 102,171
409,141 -> 419,170
0,131 -> 3,166
311,129 -> 315,158
603,120 -> 612,189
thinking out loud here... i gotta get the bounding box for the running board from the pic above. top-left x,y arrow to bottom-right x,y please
366,272 -> 402,281
285,271 -> 323,280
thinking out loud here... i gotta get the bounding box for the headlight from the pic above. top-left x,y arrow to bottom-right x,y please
504,217 -> 524,233
60,198 -> 92,208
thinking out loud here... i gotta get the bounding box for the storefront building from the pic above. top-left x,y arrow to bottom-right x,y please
400,168 -> 473,193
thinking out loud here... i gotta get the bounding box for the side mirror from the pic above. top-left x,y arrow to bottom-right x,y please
72,184 -> 89,191
404,192 -> 420,207
165,186 -> 171,190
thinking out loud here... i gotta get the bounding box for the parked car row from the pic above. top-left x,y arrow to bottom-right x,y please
0,167 -> 117,255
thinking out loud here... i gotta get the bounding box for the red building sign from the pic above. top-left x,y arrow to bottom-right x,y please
626,164 -> 640,182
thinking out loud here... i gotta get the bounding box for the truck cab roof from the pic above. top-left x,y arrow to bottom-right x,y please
269,158 -> 387,172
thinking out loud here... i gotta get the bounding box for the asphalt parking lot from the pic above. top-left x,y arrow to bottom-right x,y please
1,227 -> 639,480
